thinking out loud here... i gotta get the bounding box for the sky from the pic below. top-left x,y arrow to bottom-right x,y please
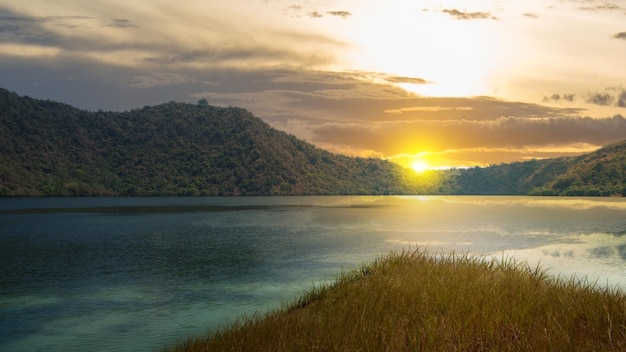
2,0 -> 626,169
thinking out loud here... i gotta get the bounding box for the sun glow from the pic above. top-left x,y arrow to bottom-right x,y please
340,2 -> 502,98
410,160 -> 430,173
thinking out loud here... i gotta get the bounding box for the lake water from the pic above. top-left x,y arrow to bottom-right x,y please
1,196 -> 626,351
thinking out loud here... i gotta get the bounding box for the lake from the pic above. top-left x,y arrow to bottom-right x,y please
1,196 -> 626,351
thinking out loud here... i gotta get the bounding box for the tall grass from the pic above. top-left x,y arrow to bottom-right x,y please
166,249 -> 626,351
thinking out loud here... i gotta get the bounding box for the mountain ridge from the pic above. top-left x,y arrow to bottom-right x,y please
2,88 -> 625,197
0,88 -> 424,196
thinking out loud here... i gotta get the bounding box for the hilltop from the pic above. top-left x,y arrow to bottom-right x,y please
0,88 -> 427,196
2,88 -> 625,197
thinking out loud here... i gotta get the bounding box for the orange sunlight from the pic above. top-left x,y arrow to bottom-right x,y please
389,153 -> 440,172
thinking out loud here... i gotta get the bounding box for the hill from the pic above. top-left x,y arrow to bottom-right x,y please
0,88 -> 428,196
2,87 -> 625,197
531,140 -> 626,196
448,140 -> 626,196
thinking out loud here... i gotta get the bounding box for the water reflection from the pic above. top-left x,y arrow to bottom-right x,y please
371,197 -> 626,289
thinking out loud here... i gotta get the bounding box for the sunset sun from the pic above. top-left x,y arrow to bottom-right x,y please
410,160 -> 430,173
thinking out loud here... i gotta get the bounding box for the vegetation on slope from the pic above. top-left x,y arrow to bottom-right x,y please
2,87 -> 626,196
447,140 -> 626,196
167,249 -> 626,351
530,140 -> 626,196
0,88 -> 431,196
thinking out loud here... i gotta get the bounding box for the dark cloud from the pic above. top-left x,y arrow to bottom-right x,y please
382,75 -> 429,85
312,115 -> 626,155
0,8 -> 53,44
543,93 -> 561,102
523,12 -> 539,19
543,93 -> 576,103
442,9 -> 498,20
587,92 -> 615,106
307,11 -> 323,18
613,32 -> 626,40
0,8 -> 138,49
580,89 -> 626,108
618,91 -> 626,107
0,8 -> 39,22
233,74 -> 575,124
563,94 -> 576,102
327,11 -> 351,19
106,19 -> 139,29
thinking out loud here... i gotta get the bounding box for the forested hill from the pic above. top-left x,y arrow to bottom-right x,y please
449,139 -> 626,196
2,88 -> 625,197
0,88 -> 426,196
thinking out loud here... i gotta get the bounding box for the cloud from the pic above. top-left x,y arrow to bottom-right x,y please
543,93 -> 562,102
129,73 -> 217,88
618,91 -> 626,108
0,9 -> 58,44
305,10 -> 352,19
561,89 -> 626,108
543,93 -> 576,103
579,3 -> 623,11
311,115 -> 626,157
587,92 -> 615,106
523,12 -> 539,19
613,32 -> 626,40
0,8 -> 137,51
384,106 -> 473,114
327,11 -> 351,19
106,19 -> 139,28
442,9 -> 498,20
0,3 -> 346,72
181,68 -> 606,164
381,75 -> 429,85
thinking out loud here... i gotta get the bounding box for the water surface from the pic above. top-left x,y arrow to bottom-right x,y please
1,196 -> 625,351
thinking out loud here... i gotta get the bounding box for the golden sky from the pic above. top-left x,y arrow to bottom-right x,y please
2,0 -> 626,168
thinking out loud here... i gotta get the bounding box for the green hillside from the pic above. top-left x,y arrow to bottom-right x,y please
448,141 -> 626,196
529,140 -> 626,196
0,88 -> 429,196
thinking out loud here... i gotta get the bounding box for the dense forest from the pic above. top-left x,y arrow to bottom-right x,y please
0,88 -> 433,196
1,88 -> 625,197
447,140 -> 626,196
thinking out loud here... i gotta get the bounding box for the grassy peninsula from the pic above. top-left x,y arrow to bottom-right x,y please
166,249 -> 626,351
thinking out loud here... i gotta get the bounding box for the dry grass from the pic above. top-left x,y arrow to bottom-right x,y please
165,249 -> 626,351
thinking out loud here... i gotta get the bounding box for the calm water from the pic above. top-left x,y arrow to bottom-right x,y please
1,196 -> 626,351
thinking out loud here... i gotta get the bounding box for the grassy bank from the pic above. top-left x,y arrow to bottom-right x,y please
166,249 -> 626,351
